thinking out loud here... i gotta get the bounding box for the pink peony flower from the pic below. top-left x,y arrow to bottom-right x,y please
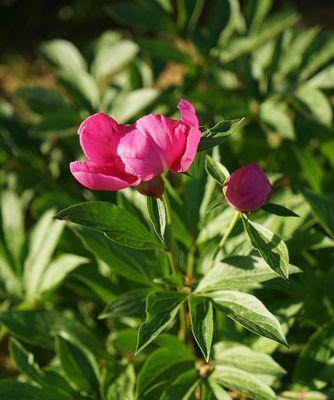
70,99 -> 201,194
223,163 -> 272,212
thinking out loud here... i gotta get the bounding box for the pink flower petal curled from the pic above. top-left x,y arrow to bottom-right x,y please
70,161 -> 140,191
79,113 -> 122,164
170,99 -> 201,173
223,163 -> 272,212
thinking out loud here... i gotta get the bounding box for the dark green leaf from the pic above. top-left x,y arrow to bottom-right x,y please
189,295 -> 213,362
99,288 -> 150,319
303,191 -> 334,239
198,119 -> 243,152
56,201 -> 162,250
136,291 -> 187,354
161,369 -> 199,400
56,334 -> 99,394
261,203 -> 299,217
0,380 -> 65,400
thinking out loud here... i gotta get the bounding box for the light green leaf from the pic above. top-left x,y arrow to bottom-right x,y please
245,0 -> 273,34
206,290 -> 287,346
112,88 -> 159,122
58,70 -> 100,112
295,84 -> 332,127
260,100 -> 295,140
56,201 -> 162,250
1,190 -> 25,268
196,256 -> 298,293
212,365 -> 276,400
92,39 -> 138,82
56,334 -> 99,394
214,342 -> 285,377
136,291 -> 187,354
189,295 -> 213,362
106,364 -> 136,400
37,254 -> 88,295
23,210 -> 65,300
205,156 -> 230,186
242,215 -> 289,280
146,197 -> 167,245
39,39 -> 86,73
308,64 -> 334,89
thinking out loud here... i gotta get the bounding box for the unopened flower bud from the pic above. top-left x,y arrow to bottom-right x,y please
223,163 -> 272,212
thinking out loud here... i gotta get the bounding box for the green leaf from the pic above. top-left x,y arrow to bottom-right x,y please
9,338 -> 45,385
244,0 -> 273,34
259,100 -> 295,140
206,290 -> 287,346
195,256 -> 299,293
189,295 -> 213,362
161,369 -> 199,400
146,197 -> 167,245
1,190 -> 25,269
136,291 -> 187,354
308,64 -> 334,89
137,38 -> 189,64
92,39 -> 138,82
56,334 -> 99,394
56,201 -> 162,250
38,254 -> 88,295
74,227 -> 153,284
292,147 -> 324,193
293,321 -> 334,389
214,343 -> 285,377
39,39 -> 87,73
295,84 -> 332,127
0,380 -> 66,400
112,88 -> 159,123
106,363 -> 136,400
23,210 -> 65,300
198,119 -> 243,151
242,215 -> 289,280
107,1 -> 174,33
303,191 -> 334,239
136,346 -> 194,399
99,288 -> 150,319
205,156 -> 230,186
219,12 -> 299,63
58,70 -> 100,112
261,203 -> 299,217
14,87 -> 72,115
208,377 -> 232,400
0,310 -> 104,355
212,365 -> 276,400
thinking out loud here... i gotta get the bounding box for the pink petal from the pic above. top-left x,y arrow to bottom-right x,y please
171,99 -> 201,173
178,99 -> 198,127
118,115 -> 187,181
70,161 -> 140,191
78,113 -> 122,164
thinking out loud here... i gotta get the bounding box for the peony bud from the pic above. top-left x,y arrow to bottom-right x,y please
223,163 -> 272,212
136,176 -> 165,199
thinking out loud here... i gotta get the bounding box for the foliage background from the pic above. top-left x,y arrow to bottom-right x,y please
0,0 -> 334,399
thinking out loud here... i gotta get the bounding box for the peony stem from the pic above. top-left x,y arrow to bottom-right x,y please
211,211 -> 241,266
162,191 -> 178,276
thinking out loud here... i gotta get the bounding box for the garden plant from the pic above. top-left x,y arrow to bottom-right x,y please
0,1 -> 334,399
